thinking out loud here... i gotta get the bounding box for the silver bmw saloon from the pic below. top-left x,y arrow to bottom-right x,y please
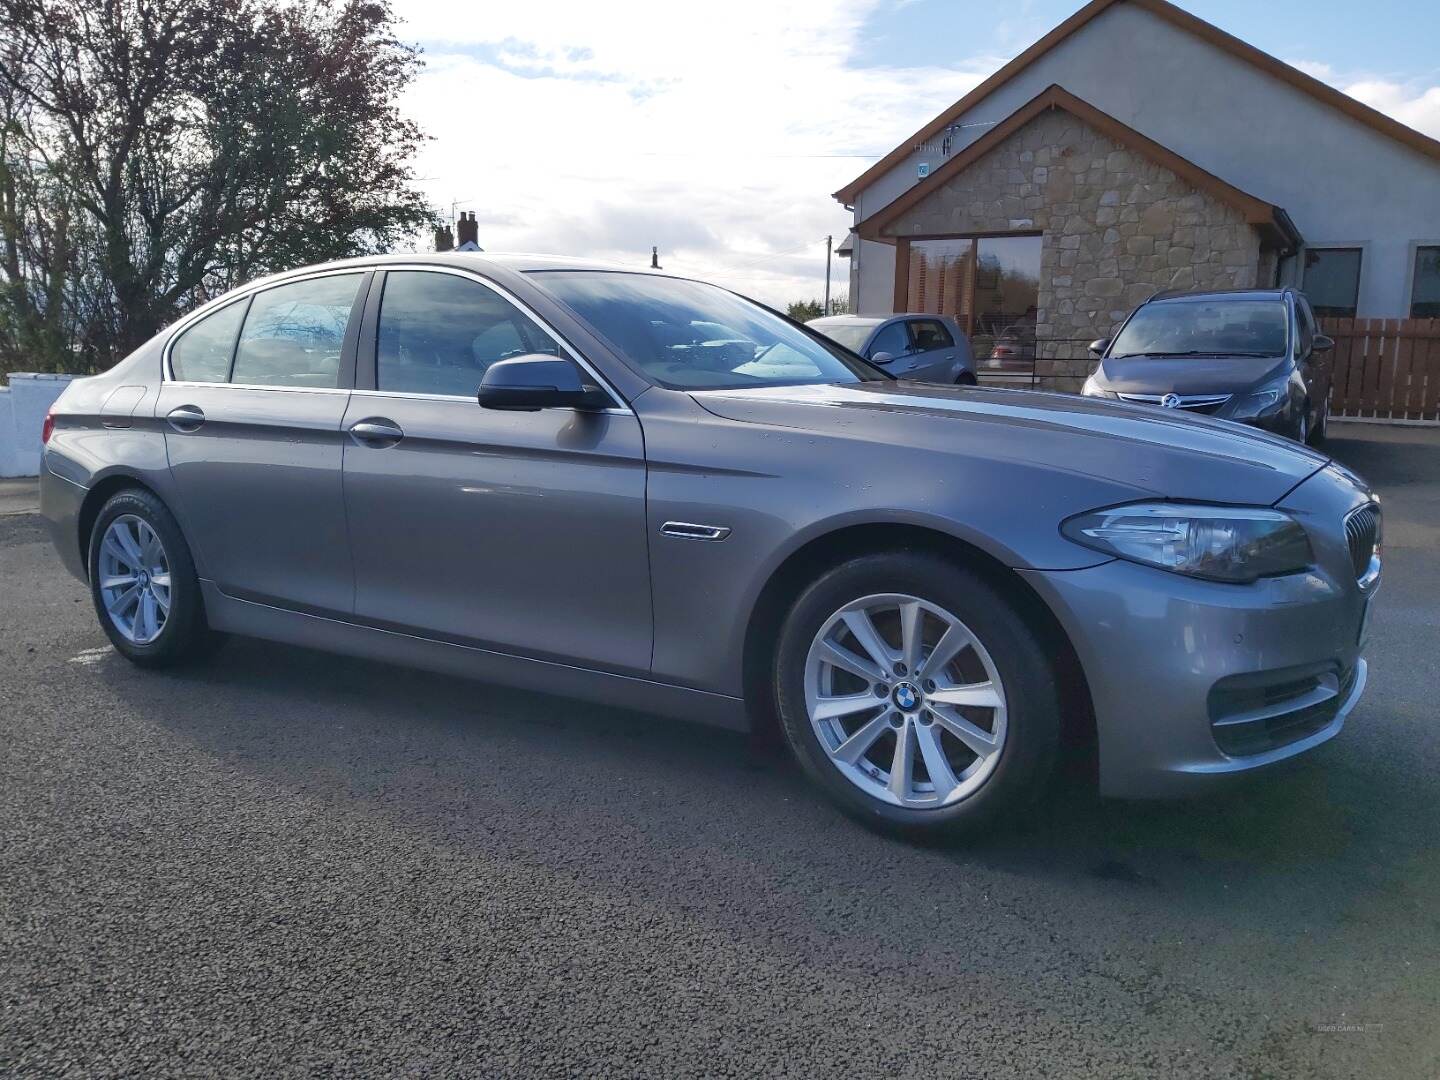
39,254 -> 1381,834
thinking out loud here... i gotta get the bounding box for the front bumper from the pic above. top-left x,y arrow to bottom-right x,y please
1021,466 -> 1377,798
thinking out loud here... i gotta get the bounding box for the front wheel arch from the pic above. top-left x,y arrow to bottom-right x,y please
740,523 -> 1096,775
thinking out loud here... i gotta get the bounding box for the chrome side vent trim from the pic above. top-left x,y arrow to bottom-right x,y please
659,521 -> 732,542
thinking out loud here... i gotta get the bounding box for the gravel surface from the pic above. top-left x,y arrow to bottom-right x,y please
2,425 -> 1438,1078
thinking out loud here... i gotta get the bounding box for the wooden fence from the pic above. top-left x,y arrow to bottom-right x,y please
1322,318 -> 1440,423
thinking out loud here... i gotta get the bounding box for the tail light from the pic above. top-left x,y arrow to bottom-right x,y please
41,408 -> 56,444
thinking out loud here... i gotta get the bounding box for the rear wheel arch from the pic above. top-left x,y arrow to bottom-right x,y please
741,522 -> 1096,771
78,474 -> 163,577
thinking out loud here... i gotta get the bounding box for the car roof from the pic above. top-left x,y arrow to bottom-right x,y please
1147,287 -> 1292,304
228,251 -> 692,294
808,315 -> 884,327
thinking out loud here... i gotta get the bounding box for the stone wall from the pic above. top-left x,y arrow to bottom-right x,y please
882,107 -> 1266,382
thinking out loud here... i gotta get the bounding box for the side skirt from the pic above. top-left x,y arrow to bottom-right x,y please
200,581 -> 750,732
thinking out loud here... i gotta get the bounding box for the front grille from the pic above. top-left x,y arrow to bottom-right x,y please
1209,666 -> 1356,757
1116,392 -> 1232,415
1344,504 -> 1380,582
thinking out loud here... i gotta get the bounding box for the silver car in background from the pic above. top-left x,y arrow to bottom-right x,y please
807,313 -> 976,383
40,254 -> 1379,835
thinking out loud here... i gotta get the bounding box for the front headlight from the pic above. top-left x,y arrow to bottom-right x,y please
1061,502 -> 1313,582
1081,376 -> 1113,399
1229,383 -> 1285,418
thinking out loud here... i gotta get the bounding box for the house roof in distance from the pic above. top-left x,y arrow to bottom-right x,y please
833,0 -> 1440,207
856,84 -> 1303,251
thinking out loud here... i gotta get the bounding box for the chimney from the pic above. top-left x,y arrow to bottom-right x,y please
650,245 -> 661,269
457,211 -> 479,249
434,224 -> 454,252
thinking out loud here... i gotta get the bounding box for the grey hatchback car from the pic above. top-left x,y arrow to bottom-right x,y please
40,255 -> 1380,835
807,313 -> 976,383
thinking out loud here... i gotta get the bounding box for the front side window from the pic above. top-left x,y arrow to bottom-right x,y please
867,322 -> 910,358
1303,248 -> 1362,318
533,272 -> 882,390
231,274 -> 363,388
1293,296 -> 1314,354
170,300 -> 245,382
1411,246 -> 1440,318
377,271 -> 561,397
1110,301 -> 1289,358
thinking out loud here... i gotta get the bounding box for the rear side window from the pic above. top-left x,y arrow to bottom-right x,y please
376,271 -> 561,397
170,301 -> 245,383
868,322 -> 910,357
231,274 -> 363,388
908,319 -> 953,350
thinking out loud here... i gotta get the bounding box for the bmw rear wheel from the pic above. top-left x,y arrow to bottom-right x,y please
88,488 -> 223,667
774,552 -> 1061,834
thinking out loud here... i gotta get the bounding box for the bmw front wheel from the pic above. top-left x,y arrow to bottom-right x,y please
774,552 -> 1061,834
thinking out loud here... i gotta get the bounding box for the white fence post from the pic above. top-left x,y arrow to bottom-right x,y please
0,373 -> 76,478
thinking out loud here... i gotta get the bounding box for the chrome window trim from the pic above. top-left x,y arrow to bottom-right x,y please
164,380 -> 351,396
348,386 -> 630,416
162,266 -> 369,385
364,263 -> 631,414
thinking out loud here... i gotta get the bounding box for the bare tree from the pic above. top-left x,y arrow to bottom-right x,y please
0,0 -> 435,375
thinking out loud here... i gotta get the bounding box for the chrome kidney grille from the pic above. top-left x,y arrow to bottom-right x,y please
1344,504 -> 1381,584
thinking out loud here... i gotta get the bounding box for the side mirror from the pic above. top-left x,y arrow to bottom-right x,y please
478,355 -> 611,411
1087,338 -> 1111,357
1312,334 -> 1335,354
870,351 -> 895,364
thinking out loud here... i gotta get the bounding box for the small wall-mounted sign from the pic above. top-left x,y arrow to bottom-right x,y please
917,161 -> 930,178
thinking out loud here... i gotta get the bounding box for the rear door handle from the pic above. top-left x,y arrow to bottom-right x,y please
348,418 -> 404,448
166,405 -> 206,432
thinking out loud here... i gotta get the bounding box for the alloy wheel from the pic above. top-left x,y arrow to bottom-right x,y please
803,593 -> 1008,808
98,515 -> 171,645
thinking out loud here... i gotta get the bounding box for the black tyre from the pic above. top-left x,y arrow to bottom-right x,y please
1306,396 -> 1329,447
955,370 -> 978,386
88,487 -> 223,667
774,551 -> 1061,836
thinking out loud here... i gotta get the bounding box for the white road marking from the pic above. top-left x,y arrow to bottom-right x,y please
67,647 -> 113,666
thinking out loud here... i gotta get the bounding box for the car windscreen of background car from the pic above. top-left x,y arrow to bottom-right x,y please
813,322 -> 877,353
534,272 -> 882,390
1110,300 -> 1289,358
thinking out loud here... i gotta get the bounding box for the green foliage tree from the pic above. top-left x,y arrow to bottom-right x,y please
787,299 -> 824,321
0,0 -> 435,376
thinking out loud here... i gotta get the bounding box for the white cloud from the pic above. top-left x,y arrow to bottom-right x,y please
389,11 -> 1440,310
1285,59 -> 1440,139
393,0 -> 991,305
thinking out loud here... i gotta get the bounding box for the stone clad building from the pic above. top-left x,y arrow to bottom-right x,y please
835,0 -> 1440,387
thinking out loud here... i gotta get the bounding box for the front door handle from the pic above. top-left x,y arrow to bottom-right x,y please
348,418 -> 404,448
166,405 -> 206,432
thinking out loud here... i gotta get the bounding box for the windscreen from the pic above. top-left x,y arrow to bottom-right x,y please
533,271 -> 884,390
812,321 -> 878,353
1110,300 -> 1289,358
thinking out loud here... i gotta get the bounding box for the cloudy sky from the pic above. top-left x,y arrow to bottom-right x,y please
391,0 -> 1440,307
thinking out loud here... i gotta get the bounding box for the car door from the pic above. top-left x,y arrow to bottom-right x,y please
339,267 -> 652,674
903,318 -> 963,382
157,269 -> 368,614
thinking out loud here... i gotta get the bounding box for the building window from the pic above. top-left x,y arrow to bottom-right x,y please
1303,247 -> 1362,318
1410,246 -> 1440,318
904,234 -> 1040,358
